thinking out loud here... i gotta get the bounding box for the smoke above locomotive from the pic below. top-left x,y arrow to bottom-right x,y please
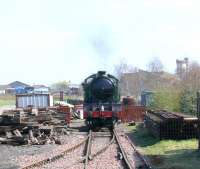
82,71 -> 121,128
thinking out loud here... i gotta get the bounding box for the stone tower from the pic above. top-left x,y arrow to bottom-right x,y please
176,58 -> 189,79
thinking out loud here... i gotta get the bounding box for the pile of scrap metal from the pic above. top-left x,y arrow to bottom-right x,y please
0,106 -> 71,146
0,107 -> 70,126
54,101 -> 84,120
144,110 -> 198,139
0,126 -> 65,146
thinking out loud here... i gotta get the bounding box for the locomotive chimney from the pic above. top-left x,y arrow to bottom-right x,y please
98,71 -> 106,75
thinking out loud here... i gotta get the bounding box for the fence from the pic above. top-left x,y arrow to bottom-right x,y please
119,105 -> 146,123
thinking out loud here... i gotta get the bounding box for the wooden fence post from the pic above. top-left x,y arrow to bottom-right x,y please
197,91 -> 200,150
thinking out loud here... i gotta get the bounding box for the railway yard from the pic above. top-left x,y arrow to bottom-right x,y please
0,118 -> 150,169
2,0 -> 200,168
0,102 -> 200,169
1,118 -> 200,169
1,72 -> 200,169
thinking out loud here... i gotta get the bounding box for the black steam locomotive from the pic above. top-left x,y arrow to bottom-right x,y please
82,71 -> 121,128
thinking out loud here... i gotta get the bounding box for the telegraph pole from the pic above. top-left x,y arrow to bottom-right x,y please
197,91 -> 200,150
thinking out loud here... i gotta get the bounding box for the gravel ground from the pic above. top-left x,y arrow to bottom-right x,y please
118,134 -> 140,168
68,134 -> 124,169
115,126 -> 144,169
68,144 -> 124,169
0,134 -> 86,169
34,142 -> 86,169
87,143 -> 124,169
0,122 -> 142,169
91,135 -> 111,155
0,144 -> 58,169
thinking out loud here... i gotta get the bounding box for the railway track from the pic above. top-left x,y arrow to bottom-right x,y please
21,127 -> 152,169
83,127 -> 152,169
83,129 -> 114,169
21,134 -> 89,169
113,128 -> 151,169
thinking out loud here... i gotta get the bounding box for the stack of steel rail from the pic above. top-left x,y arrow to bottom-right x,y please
144,110 -> 198,139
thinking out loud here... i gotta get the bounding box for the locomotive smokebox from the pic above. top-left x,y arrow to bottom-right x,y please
91,78 -> 114,100
82,71 -> 120,103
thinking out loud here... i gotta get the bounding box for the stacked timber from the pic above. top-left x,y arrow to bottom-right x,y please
144,110 -> 198,139
0,106 -> 71,146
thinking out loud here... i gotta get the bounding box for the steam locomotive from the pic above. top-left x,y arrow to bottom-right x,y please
82,71 -> 121,128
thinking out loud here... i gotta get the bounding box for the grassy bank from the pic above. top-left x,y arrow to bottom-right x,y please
0,95 -> 15,107
127,124 -> 200,169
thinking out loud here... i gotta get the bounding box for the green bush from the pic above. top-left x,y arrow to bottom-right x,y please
149,89 -> 181,112
180,89 -> 197,116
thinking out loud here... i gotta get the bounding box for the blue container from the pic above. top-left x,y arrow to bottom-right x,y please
15,87 -> 26,94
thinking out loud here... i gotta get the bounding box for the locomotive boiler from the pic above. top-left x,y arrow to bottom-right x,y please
82,71 -> 121,127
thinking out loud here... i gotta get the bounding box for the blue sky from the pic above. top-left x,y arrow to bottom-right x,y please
0,0 -> 200,85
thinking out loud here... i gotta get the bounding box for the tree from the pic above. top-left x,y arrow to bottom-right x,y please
183,61 -> 200,90
51,81 -> 70,92
150,88 -> 181,112
114,58 -> 138,79
180,89 -> 196,115
147,57 -> 164,72
114,58 -> 138,96
178,61 -> 200,115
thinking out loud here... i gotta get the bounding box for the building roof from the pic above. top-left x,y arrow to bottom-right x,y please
32,85 -> 49,88
8,81 -> 30,88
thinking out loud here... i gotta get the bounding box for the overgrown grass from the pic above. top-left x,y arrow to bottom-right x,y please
127,124 -> 200,169
0,95 -> 15,107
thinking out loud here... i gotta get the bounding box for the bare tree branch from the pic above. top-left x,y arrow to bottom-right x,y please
147,57 -> 164,72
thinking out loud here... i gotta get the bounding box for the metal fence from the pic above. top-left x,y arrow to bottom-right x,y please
119,105 -> 146,123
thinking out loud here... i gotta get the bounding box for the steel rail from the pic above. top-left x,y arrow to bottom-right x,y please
63,130 -> 114,169
125,135 -> 152,169
89,131 -> 115,160
84,130 -> 92,169
22,135 -> 89,169
113,128 -> 134,169
65,135 -> 114,169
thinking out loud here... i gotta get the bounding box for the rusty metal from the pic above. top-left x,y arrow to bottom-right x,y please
122,97 -> 136,105
58,106 -> 71,124
113,128 -> 134,169
114,128 -> 152,169
145,110 -> 198,139
84,130 -> 92,169
125,135 -> 152,169
60,91 -> 64,101
120,105 -> 146,123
